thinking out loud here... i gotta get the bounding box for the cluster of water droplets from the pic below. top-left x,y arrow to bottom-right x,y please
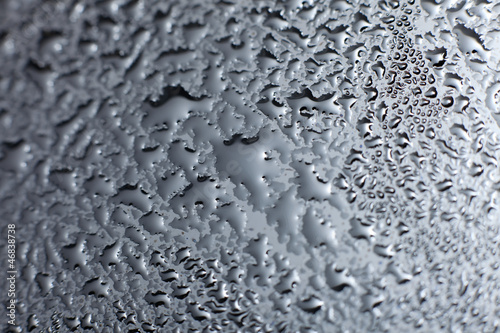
2,0 -> 500,332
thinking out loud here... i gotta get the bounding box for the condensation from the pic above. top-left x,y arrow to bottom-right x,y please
1,0 -> 500,332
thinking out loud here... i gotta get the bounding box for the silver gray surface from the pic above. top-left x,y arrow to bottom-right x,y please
1,0 -> 500,332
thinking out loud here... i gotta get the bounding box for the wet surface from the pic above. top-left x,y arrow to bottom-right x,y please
1,0 -> 500,332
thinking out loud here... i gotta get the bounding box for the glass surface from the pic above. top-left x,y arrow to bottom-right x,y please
1,0 -> 500,331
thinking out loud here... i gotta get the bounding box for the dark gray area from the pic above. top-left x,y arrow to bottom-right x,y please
1,0 -> 500,332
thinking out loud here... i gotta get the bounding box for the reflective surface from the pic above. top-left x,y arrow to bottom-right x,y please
1,0 -> 500,332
